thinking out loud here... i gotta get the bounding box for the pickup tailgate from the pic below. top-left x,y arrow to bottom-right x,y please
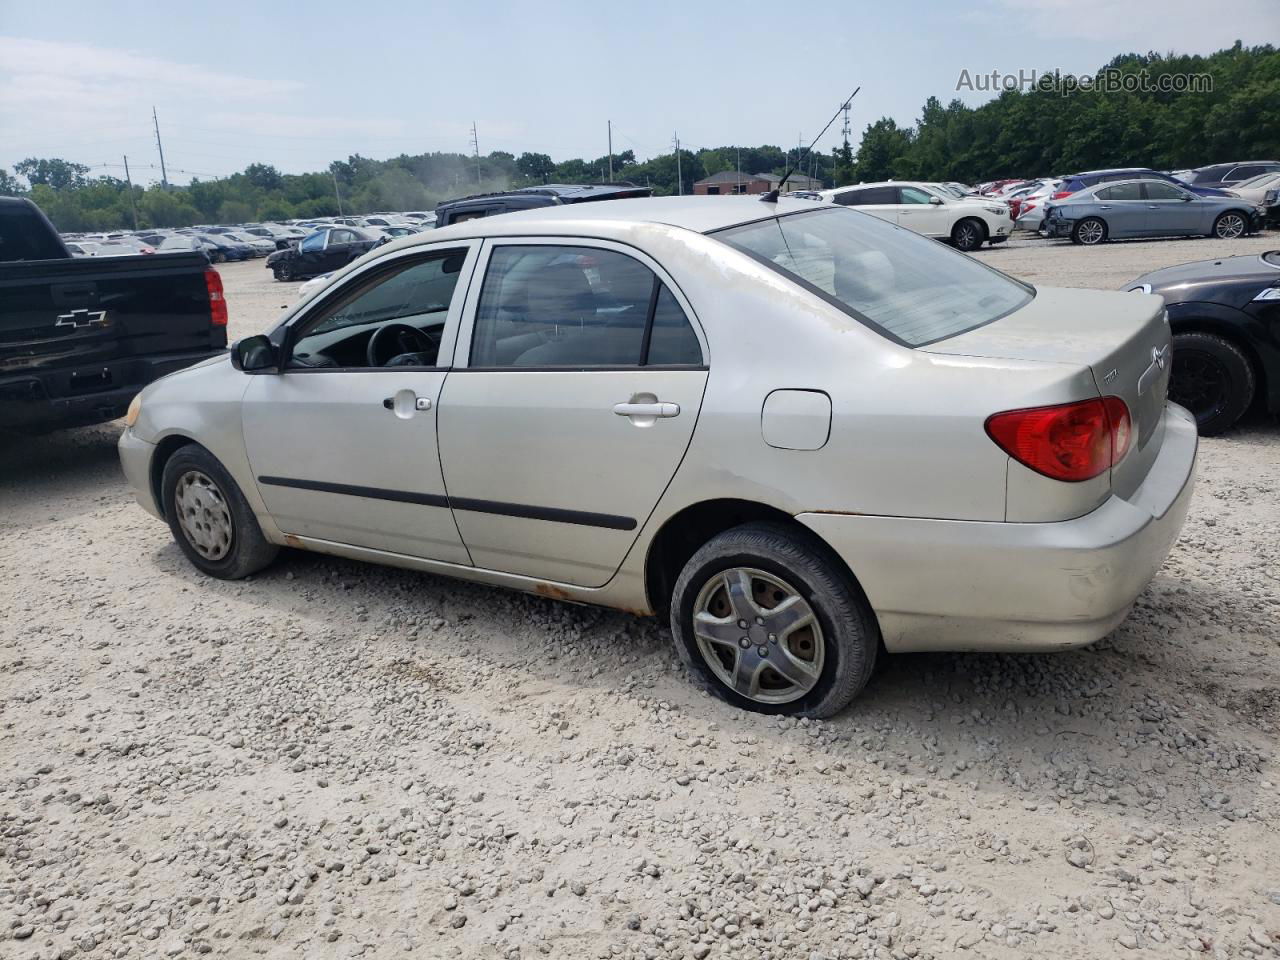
0,252 -> 221,373
923,286 -> 1171,498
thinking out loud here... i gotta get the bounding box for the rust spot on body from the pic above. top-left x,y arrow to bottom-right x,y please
534,583 -> 574,601
283,534 -> 303,548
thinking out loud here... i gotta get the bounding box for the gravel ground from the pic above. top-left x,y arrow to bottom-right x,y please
3,231 -> 1279,960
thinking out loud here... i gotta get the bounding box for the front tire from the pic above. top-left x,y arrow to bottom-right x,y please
1072,217 -> 1107,245
274,261 -> 295,282
1169,332 -> 1255,435
1212,211 -> 1247,239
670,522 -> 879,718
161,444 -> 279,579
951,218 -> 985,252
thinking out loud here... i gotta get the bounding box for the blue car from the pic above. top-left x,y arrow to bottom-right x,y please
1052,167 -> 1232,201
1043,177 -> 1260,244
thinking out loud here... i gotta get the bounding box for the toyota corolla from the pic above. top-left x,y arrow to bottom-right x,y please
119,197 -> 1197,717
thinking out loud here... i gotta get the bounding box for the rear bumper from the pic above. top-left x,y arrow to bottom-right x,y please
0,349 -> 223,431
798,404 -> 1198,653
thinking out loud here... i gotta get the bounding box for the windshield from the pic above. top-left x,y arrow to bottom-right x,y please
1237,173 -> 1279,189
712,207 -> 1033,347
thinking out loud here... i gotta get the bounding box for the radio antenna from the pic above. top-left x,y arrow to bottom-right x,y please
761,86 -> 860,202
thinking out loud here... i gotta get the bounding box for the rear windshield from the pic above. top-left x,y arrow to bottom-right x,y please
711,207 -> 1033,347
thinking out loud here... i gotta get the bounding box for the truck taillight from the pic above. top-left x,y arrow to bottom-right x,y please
986,397 -> 1131,483
204,268 -> 228,327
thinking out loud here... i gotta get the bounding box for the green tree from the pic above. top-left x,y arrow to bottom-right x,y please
15,157 -> 90,190
517,151 -> 555,183
0,168 -> 27,196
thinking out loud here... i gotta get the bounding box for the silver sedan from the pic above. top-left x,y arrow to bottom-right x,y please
119,197 -> 1197,717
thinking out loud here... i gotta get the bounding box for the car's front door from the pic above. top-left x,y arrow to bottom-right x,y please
1141,181 -> 1202,234
437,239 -> 708,587
241,243 -> 479,563
1092,182 -> 1146,237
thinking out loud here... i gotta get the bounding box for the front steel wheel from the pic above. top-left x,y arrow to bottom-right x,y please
162,444 -> 279,579
670,522 -> 879,717
692,567 -> 825,705
174,470 -> 234,561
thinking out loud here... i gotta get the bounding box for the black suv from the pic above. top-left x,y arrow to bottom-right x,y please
435,183 -> 651,227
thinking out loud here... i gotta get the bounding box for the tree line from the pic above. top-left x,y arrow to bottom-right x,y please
2,42 -> 1274,233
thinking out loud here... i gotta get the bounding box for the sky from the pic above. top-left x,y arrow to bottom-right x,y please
1,0 -> 1275,186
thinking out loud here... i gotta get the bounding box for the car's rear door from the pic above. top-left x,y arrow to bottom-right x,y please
437,238 -> 708,587
832,187 -> 901,227
1093,182 -> 1146,236
241,242 -> 480,563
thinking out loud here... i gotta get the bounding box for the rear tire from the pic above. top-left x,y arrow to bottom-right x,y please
1072,217 -> 1107,245
951,218 -> 985,252
1169,332 -> 1255,436
161,444 -> 279,579
670,522 -> 879,718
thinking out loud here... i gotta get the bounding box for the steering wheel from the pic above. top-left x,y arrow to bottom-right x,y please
366,322 -> 434,367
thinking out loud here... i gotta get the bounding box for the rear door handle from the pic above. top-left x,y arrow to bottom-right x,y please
383,393 -> 431,414
613,402 -> 680,418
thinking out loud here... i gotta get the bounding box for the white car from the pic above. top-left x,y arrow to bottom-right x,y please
820,181 -> 1011,251
297,272 -> 335,299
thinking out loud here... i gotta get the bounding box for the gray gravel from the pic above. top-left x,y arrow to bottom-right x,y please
2,230 -> 1279,959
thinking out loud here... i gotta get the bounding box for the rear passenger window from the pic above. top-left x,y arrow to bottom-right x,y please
470,245 -> 701,368
1097,183 -> 1142,201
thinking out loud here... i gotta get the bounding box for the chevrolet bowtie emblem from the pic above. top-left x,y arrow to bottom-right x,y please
55,308 -> 108,329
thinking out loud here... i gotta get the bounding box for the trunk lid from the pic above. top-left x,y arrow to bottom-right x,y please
924,286 -> 1171,497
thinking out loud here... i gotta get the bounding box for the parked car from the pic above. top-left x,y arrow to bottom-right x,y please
1126,251 -> 1280,435
435,182 -> 652,227
119,196 -> 1195,718
1184,161 -> 1280,190
1225,172 -> 1280,209
155,236 -> 208,258
196,234 -> 253,263
1044,179 -> 1261,244
243,225 -> 302,250
265,226 -> 382,281
65,240 -> 103,257
1052,168 -> 1232,200
222,231 -> 275,257
97,239 -> 156,256
821,181 -> 1011,251
297,272 -> 335,299
0,197 -> 227,433
1011,180 -> 1062,233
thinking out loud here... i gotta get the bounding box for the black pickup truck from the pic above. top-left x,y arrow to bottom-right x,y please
1,198 -> 227,433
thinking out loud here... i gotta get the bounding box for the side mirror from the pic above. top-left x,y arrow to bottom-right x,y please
230,334 -> 278,372
929,196 -> 943,205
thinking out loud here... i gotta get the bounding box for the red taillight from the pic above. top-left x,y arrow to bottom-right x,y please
1051,190 -> 1073,200
1022,200 -> 1038,213
986,397 -> 1131,482
204,268 -> 228,327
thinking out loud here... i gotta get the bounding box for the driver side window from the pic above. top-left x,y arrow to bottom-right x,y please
288,251 -> 467,370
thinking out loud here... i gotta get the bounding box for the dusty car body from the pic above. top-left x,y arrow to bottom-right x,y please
120,197 -> 1197,716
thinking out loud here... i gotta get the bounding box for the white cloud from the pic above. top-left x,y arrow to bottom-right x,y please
0,36 -> 404,181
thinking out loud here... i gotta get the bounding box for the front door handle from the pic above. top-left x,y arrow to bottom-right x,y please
614,401 -> 680,418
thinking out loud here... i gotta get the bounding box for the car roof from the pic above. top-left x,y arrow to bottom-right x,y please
413,196 -> 826,242
1068,168 -> 1154,178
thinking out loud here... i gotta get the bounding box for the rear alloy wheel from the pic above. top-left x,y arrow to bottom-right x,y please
1213,211 -> 1247,240
1169,332 -> 1255,435
670,522 -> 878,717
951,218 -> 985,252
1072,217 -> 1107,245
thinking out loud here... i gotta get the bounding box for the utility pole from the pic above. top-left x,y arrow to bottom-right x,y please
736,146 -> 742,194
122,155 -> 139,229
331,169 -> 345,216
469,122 -> 481,184
673,133 -> 682,196
607,120 -> 613,182
152,106 -> 169,189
